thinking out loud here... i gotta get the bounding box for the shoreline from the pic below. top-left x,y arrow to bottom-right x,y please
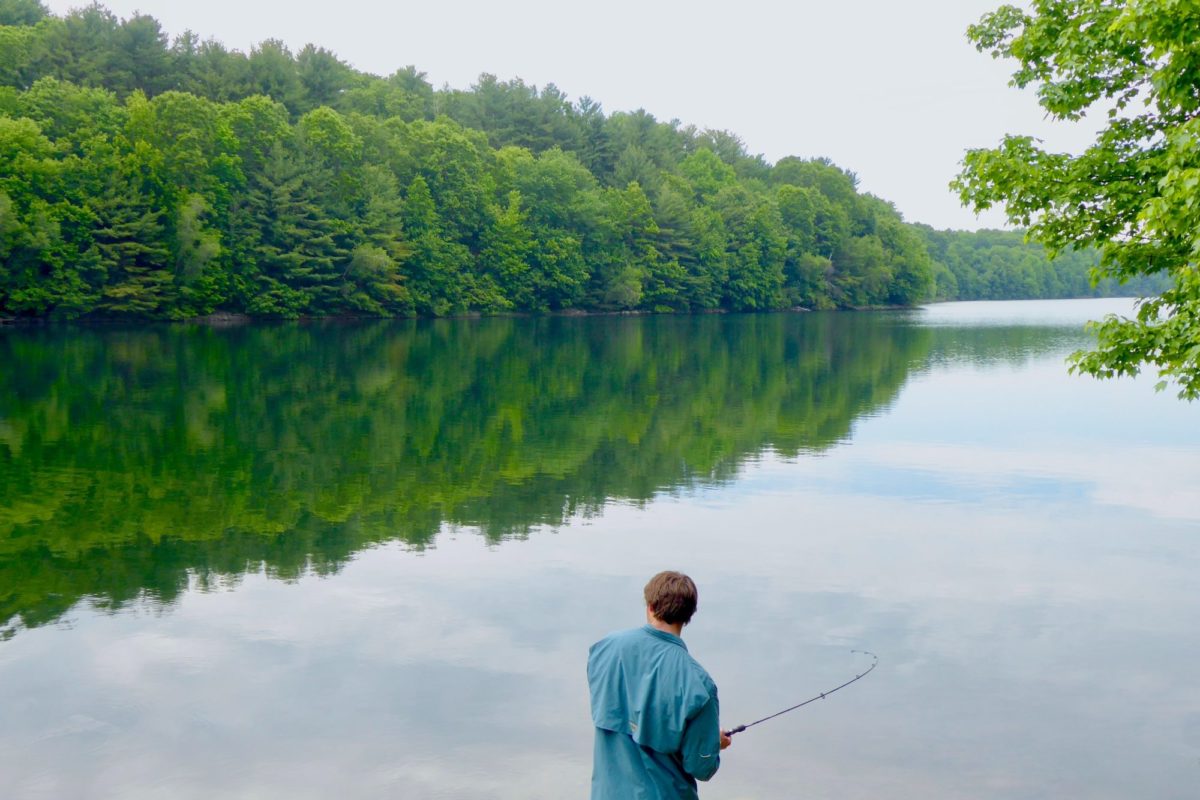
0,296 -> 1149,327
0,305 -> 834,326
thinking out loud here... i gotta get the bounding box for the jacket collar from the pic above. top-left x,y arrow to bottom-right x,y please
642,624 -> 688,650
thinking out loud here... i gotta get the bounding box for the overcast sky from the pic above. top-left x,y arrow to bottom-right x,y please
44,0 -> 1096,231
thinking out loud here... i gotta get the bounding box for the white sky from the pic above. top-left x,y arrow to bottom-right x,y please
44,0 -> 1098,231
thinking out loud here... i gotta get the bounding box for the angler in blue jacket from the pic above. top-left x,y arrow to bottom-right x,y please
587,571 -> 732,799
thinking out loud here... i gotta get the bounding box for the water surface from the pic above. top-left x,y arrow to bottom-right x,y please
1,300 -> 1197,799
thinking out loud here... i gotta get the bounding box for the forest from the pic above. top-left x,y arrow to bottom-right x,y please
0,2 -> 1165,319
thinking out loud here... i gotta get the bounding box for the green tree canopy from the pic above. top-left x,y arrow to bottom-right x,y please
955,0 -> 1200,398
0,0 -> 46,27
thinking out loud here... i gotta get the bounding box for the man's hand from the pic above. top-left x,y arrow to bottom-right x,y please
719,732 -> 732,750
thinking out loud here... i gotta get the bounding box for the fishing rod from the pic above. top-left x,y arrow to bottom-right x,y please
723,649 -> 878,737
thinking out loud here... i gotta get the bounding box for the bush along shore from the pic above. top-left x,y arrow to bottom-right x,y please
0,3 -> 1168,320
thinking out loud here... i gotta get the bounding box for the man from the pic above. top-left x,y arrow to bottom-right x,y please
587,571 -> 732,799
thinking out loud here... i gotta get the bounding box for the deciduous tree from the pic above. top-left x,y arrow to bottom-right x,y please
955,0 -> 1200,397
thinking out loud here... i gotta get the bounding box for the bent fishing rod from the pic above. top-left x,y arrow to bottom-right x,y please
723,649 -> 878,737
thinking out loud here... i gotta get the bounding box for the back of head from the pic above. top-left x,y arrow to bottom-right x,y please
644,571 -> 698,626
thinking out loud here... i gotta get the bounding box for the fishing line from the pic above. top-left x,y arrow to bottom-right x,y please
723,649 -> 878,737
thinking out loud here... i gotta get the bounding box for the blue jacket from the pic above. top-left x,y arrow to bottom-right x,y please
588,625 -> 722,799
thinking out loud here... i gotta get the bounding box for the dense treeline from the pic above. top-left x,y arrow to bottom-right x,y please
0,3 -> 1156,319
919,227 -> 1170,301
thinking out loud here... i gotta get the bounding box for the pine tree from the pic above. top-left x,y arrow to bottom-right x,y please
343,165 -> 412,315
91,169 -> 175,316
244,143 -> 347,316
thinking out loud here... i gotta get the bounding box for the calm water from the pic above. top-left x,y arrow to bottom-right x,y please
1,300 -> 1197,799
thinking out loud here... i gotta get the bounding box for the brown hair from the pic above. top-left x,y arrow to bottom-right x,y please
644,571 -> 698,626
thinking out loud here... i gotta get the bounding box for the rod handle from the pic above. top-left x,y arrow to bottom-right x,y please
723,724 -> 747,737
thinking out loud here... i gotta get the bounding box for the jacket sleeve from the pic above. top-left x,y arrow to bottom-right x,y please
679,696 -> 722,781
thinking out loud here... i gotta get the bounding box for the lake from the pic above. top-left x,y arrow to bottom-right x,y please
1,299 -> 1197,799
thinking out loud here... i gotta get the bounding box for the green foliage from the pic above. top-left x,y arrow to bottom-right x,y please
295,44 -> 356,113
678,148 -> 736,202
402,174 -> 470,315
0,0 -> 46,27
918,226 -> 1169,302
478,192 -> 532,309
0,3 -> 1149,323
248,39 -> 304,112
955,0 -> 1200,397
0,24 -> 39,88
